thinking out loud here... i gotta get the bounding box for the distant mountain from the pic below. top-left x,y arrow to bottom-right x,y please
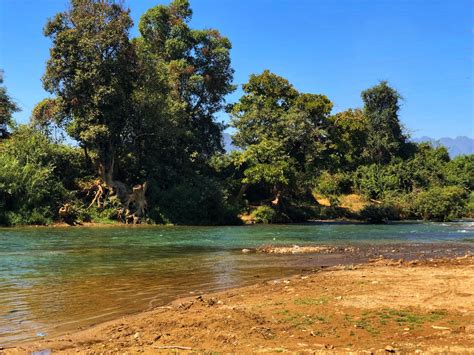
412,136 -> 474,157
223,132 -> 473,158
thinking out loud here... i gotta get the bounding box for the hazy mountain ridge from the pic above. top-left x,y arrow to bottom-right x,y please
223,133 -> 473,157
412,136 -> 473,157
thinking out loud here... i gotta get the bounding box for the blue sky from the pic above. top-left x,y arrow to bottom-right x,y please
0,0 -> 472,138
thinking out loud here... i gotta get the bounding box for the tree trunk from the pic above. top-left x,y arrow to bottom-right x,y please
92,148 -> 148,224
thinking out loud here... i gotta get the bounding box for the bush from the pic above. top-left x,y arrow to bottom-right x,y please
0,154 -> 66,225
285,204 -> 319,222
359,203 -> 400,223
412,186 -> 468,221
467,192 -> 474,218
444,155 -> 474,191
250,205 -> 278,224
353,164 -> 400,199
314,171 -> 352,196
151,175 -> 241,225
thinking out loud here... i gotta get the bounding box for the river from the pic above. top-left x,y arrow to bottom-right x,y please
0,221 -> 472,345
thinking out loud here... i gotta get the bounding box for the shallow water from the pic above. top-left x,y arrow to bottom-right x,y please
0,221 -> 473,345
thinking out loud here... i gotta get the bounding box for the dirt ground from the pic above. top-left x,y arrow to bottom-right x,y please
2,256 -> 473,354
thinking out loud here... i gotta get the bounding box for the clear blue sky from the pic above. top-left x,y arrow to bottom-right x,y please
1,0 -> 473,138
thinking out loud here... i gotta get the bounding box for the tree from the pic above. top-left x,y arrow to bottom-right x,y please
444,154 -> 474,191
31,98 -> 65,142
0,70 -> 20,139
132,0 -> 235,185
41,0 -> 144,222
230,70 -> 333,207
328,108 -> 368,170
361,81 -> 407,164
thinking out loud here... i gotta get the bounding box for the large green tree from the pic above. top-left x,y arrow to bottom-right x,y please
231,70 -> 333,206
0,71 -> 20,139
328,108 -> 368,171
41,0 -> 144,221
131,0 -> 235,186
361,81 -> 408,164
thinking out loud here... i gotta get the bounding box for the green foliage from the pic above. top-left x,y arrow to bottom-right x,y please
150,175 -> 240,225
3,125 -> 90,189
328,109 -> 368,170
0,125 -> 92,226
230,70 -> 333,205
250,205 -> 278,224
42,0 -> 135,182
468,192 -> 474,217
0,70 -> 20,139
0,146 -> 65,225
2,2 -> 472,226
444,155 -> 474,191
405,143 -> 450,189
353,164 -> 400,199
352,142 -> 461,201
412,186 -> 468,221
359,204 -> 400,223
132,0 -> 235,185
361,81 -> 408,164
314,171 -> 352,197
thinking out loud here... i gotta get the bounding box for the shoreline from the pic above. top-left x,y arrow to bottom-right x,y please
2,255 -> 473,354
2,218 -> 472,229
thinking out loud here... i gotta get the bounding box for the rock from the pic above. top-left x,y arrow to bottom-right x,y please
242,248 -> 251,253
385,345 -> 396,352
431,325 -> 450,330
133,332 -> 140,339
207,297 -> 218,306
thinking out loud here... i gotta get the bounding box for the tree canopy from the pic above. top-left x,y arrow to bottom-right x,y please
0,0 -> 471,226
0,71 -> 20,139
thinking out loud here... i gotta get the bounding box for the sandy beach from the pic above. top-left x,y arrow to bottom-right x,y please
2,255 -> 473,354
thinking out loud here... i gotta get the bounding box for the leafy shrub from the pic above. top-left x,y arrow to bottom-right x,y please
314,171 -> 352,196
0,154 -> 66,225
467,192 -> 474,218
353,164 -> 400,199
151,175 -> 241,225
412,186 -> 468,221
285,204 -> 319,222
318,205 -> 354,220
250,205 -> 278,224
444,155 -> 474,191
359,203 -> 400,223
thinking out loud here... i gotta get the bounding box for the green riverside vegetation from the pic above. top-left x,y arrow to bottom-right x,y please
0,0 -> 472,226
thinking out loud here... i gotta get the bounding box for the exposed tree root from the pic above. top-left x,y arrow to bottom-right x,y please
88,180 -> 106,209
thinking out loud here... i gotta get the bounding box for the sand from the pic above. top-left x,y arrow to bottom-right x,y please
2,255 -> 473,354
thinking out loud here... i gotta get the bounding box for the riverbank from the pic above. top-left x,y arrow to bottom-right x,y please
3,255 -> 473,354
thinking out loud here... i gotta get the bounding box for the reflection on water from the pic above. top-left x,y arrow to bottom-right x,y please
0,222 -> 472,345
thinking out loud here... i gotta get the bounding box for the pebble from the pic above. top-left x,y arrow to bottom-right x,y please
431,325 -> 450,330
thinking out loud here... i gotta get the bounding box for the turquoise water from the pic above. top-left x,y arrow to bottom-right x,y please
0,221 -> 472,345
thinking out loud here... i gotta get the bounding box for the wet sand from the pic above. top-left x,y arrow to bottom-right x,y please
2,254 -> 473,354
